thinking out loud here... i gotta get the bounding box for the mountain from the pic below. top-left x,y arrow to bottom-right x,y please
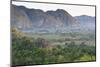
75,15 -> 95,24
46,9 -> 79,27
75,15 -> 95,32
11,4 -> 95,33
11,4 -> 79,31
11,4 -> 33,29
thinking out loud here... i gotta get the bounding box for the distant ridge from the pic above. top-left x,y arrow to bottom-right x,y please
11,4 -> 79,29
11,4 -> 95,33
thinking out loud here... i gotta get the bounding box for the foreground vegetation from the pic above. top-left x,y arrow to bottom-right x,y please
12,28 -> 96,66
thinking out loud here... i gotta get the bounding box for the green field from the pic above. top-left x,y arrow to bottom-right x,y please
25,32 -> 95,46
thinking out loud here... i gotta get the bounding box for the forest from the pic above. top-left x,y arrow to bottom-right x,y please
12,28 -> 96,66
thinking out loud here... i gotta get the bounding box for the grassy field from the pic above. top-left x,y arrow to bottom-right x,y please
25,32 -> 95,46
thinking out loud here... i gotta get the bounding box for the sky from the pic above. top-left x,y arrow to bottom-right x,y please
12,1 -> 95,16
